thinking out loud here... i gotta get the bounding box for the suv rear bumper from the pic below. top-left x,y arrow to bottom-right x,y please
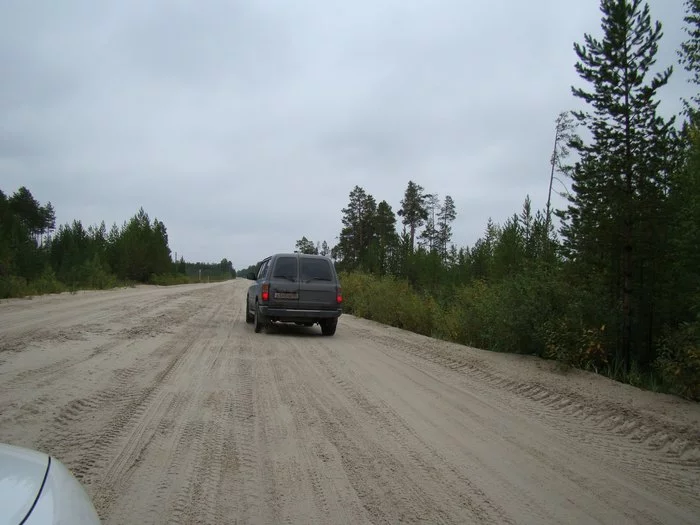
259,306 -> 342,322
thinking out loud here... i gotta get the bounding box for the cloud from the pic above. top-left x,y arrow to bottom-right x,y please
0,0 -> 693,270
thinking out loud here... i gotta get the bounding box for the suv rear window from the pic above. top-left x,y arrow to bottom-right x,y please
257,259 -> 269,279
272,256 -> 298,281
300,258 -> 333,281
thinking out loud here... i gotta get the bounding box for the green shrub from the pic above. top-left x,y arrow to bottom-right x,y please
655,317 -> 700,401
542,319 -> 609,372
339,272 -> 437,336
30,266 -> 66,295
0,275 -> 30,298
149,273 -> 195,286
434,303 -> 462,342
538,277 -> 615,372
449,279 -> 491,348
338,272 -> 373,317
0,266 -> 68,298
341,270 -> 568,355
80,256 -> 118,289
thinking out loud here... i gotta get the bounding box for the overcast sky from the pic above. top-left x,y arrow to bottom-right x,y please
1,1 -> 694,270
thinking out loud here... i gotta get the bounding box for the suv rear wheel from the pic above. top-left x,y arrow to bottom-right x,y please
254,302 -> 267,333
320,318 -> 337,336
245,295 -> 254,324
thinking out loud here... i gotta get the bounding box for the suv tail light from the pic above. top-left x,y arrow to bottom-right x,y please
261,283 -> 269,302
336,286 -> 343,304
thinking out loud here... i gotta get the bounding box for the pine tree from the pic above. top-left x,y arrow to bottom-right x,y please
563,0 -> 676,370
359,194 -> 377,269
520,195 -> 533,249
9,187 -> 43,236
336,186 -> 377,270
437,195 -> 457,261
679,0 -> 700,115
36,201 -> 56,245
152,219 -> 172,274
373,200 -> 399,275
667,127 -> 700,318
295,236 -> 317,254
397,181 -> 428,253
546,112 -> 577,232
448,244 -> 458,267
492,215 -> 525,280
418,193 -> 440,252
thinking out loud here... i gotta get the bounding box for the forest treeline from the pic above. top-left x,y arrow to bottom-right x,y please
0,187 -> 235,298
295,0 -> 700,399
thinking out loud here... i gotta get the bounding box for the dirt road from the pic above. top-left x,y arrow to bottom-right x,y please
0,280 -> 698,524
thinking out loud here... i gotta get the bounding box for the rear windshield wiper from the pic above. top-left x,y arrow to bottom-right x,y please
275,275 -> 297,282
304,276 -> 332,282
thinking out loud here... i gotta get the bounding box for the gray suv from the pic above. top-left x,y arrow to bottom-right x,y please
245,253 -> 342,335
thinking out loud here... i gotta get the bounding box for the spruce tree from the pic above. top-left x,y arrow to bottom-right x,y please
563,0 -> 676,370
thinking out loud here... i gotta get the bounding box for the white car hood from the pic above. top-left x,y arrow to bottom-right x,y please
0,443 -> 48,525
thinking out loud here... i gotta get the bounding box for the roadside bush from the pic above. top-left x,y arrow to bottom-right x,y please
363,275 -> 403,325
0,267 -> 66,298
655,316 -> 700,401
448,279 -> 491,348
150,273 -> 233,285
541,318 -> 609,372
338,272 -> 374,318
434,303 -> 462,342
538,277 -> 615,372
80,255 -> 118,289
339,272 -> 437,336
394,282 -> 436,336
342,269 -> 570,356
0,275 -> 30,298
149,273 -> 193,286
57,254 -> 118,290
30,266 -> 66,295
490,272 -> 568,355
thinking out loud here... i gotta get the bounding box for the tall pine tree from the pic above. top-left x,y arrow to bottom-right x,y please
373,200 -> 398,275
437,195 -> 457,261
562,0 -> 676,370
335,186 -> 377,270
418,193 -> 440,252
397,181 -> 428,253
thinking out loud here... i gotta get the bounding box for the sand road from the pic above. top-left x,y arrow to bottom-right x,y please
0,280 -> 698,524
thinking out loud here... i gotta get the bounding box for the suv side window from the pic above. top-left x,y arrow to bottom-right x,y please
300,258 -> 333,282
257,259 -> 270,280
272,256 -> 298,281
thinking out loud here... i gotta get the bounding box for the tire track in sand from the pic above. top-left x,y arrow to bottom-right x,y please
88,296 -> 229,519
290,338 -> 512,525
350,325 -> 700,518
